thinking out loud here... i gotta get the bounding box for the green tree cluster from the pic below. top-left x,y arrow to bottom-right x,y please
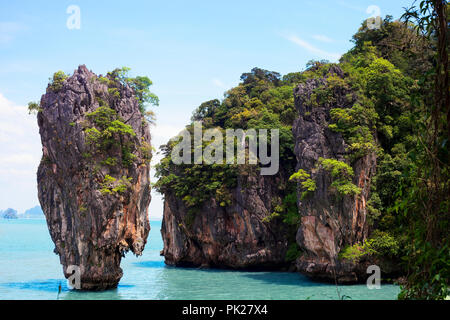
393,0 -> 449,300
105,67 -> 159,114
80,68 -> 157,197
333,5 -> 448,299
155,67 -> 299,232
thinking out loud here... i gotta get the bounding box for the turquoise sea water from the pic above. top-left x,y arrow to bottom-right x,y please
0,219 -> 400,300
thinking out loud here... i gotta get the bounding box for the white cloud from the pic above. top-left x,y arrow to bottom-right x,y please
151,124 -> 184,141
148,123 -> 185,219
150,123 -> 185,164
0,61 -> 41,74
0,153 -> 36,165
337,0 -> 365,13
312,34 -> 334,43
0,93 -> 41,212
283,34 -> 341,61
0,22 -> 26,44
212,78 -> 226,89
0,168 -> 35,176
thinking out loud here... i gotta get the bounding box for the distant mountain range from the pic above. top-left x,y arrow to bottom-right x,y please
0,208 -> 18,219
0,206 -> 44,219
22,206 -> 44,217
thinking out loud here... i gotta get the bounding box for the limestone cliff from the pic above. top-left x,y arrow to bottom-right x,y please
37,65 -> 151,290
156,65 -> 385,280
292,65 -> 376,283
161,171 -> 292,269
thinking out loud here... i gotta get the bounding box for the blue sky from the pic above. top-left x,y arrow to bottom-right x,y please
0,0 -> 413,217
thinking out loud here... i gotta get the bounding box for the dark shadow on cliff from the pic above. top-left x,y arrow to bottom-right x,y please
161,260 -> 291,271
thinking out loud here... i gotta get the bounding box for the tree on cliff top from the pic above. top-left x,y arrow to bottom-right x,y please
29,67 -> 159,124
106,67 -> 159,119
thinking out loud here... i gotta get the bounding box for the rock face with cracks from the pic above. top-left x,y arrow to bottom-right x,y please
292,65 -> 376,283
36,65 -> 152,290
161,172 -> 292,269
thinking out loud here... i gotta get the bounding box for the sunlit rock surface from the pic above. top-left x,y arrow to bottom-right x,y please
37,65 -> 151,290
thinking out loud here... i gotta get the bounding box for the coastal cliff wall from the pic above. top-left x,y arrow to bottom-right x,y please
156,66 -> 377,277
156,68 -> 299,269
292,65 -> 376,283
161,171 -> 292,269
37,65 -> 152,290
157,60 -> 407,282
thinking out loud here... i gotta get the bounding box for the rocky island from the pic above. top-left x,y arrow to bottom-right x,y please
155,68 -> 299,269
25,9 -> 448,300
155,18 -> 434,284
34,65 -> 154,290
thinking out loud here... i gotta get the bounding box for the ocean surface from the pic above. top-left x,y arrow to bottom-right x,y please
0,219 -> 400,300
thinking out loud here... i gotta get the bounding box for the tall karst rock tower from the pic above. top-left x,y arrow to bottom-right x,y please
36,65 -> 152,290
292,65 -> 376,283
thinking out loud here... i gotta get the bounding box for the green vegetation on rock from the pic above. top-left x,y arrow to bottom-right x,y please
27,101 -> 42,114
289,169 -> 316,199
318,158 -> 361,196
76,67 -> 157,196
83,104 -> 138,169
155,67 -> 298,220
106,67 -> 159,114
48,71 -> 69,92
100,175 -> 133,195
339,230 -> 401,263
